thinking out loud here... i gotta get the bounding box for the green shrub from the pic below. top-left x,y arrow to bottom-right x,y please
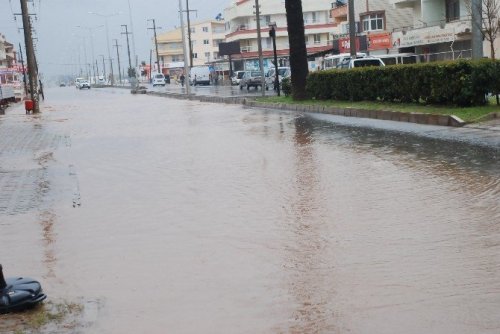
306,59 -> 500,107
281,77 -> 292,97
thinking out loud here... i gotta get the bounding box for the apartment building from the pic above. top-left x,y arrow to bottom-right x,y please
224,0 -> 335,71
330,0 -> 413,55
391,0 -> 471,59
391,0 -> 498,60
0,34 -> 16,69
156,19 -> 226,75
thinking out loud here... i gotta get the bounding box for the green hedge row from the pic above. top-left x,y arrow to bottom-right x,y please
306,59 -> 500,106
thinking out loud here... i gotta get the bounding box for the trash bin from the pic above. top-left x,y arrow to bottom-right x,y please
25,100 -> 34,112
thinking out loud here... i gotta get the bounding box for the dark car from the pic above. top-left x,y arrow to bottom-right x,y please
240,71 -> 268,91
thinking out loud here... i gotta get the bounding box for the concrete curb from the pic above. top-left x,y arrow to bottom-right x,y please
146,91 -> 468,127
246,101 -> 467,128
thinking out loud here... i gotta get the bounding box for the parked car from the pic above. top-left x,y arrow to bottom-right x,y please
152,73 -> 166,87
231,71 -> 246,86
240,71 -> 268,90
265,67 -> 290,89
338,57 -> 385,69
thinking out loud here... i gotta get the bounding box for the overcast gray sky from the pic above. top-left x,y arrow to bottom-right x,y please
0,0 -> 230,77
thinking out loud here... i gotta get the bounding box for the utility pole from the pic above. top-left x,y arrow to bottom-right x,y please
186,0 -> 197,68
18,43 -> 28,96
254,0 -> 265,96
20,0 -> 39,112
113,39 -> 122,85
96,59 -> 99,78
148,19 -> 162,74
149,49 -> 153,82
178,0 -> 191,95
348,0 -> 357,56
121,24 -> 133,77
126,0 -> 138,68
471,0 -> 484,59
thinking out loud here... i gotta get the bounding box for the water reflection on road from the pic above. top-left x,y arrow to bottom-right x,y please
0,87 -> 499,334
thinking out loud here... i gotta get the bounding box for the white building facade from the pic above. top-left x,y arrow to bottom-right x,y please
330,0 -> 414,56
156,19 -> 226,75
390,0 -> 498,60
224,0 -> 336,71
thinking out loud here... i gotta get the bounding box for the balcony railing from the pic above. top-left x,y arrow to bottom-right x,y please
331,5 -> 348,19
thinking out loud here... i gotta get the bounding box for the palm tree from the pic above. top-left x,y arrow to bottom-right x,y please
285,0 -> 308,100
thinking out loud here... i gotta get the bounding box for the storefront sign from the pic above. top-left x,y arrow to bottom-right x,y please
339,37 -> 361,53
367,32 -> 392,51
393,28 -> 455,48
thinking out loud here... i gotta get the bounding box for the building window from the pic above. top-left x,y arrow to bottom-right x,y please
205,52 -> 210,58
265,37 -> 272,49
361,13 -> 384,32
193,53 -> 198,59
314,34 -> 321,44
203,39 -> 210,45
446,0 -> 460,22
203,27 -> 209,32
190,27 -> 195,33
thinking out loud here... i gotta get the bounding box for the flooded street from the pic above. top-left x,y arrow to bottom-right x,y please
1,87 -> 499,333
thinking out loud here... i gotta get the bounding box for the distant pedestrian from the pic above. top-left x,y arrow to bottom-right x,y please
180,73 -> 185,87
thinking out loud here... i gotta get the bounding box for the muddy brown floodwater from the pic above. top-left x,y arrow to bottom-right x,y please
1,87 -> 499,333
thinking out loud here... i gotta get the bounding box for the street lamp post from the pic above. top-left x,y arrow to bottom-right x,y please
99,55 -> 106,81
254,0 -> 265,97
88,12 -> 121,85
269,22 -> 280,96
76,25 -> 104,84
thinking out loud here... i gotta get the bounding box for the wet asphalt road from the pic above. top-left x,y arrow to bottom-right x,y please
0,87 -> 499,333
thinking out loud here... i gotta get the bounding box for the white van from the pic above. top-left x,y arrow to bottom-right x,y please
75,77 -> 85,89
338,57 -> 386,69
323,53 -> 367,70
190,66 -> 211,86
152,73 -> 165,87
265,67 -> 290,89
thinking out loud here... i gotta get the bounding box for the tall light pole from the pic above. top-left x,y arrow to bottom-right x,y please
255,0 -> 265,97
76,25 -> 104,83
99,55 -> 106,80
88,12 -> 120,85
127,0 -> 138,68
75,35 -> 89,79
178,0 -> 190,96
